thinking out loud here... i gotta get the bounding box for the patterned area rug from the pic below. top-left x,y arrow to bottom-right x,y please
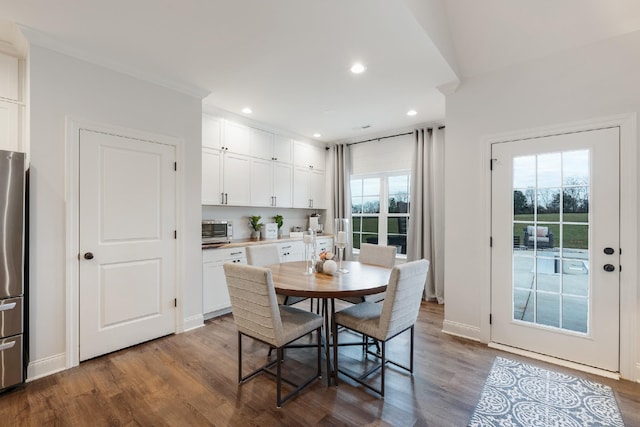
468,357 -> 625,427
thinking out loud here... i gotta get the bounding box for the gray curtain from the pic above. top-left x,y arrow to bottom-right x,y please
331,144 -> 352,259
407,127 -> 445,303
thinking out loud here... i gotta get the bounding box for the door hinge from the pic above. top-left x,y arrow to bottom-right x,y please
174,230 -> 177,239
174,162 -> 177,171
489,314 -> 492,325
174,298 -> 177,307
490,158 -> 495,170
490,237 -> 493,247
619,265 -> 622,272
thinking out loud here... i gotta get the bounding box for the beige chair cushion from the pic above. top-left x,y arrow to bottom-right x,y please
340,243 -> 397,304
224,263 -> 322,347
335,259 -> 430,341
245,244 -> 306,306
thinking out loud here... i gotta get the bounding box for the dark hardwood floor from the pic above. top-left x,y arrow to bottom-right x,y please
2,302 -> 639,426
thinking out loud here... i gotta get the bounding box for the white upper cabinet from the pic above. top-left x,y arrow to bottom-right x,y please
202,115 -> 222,149
250,158 -> 293,208
0,53 -> 18,101
223,153 -> 252,206
293,140 -> 325,170
273,134 -> 292,163
250,128 -> 292,163
223,121 -> 251,155
202,148 -> 223,205
250,128 -> 274,160
0,100 -> 19,152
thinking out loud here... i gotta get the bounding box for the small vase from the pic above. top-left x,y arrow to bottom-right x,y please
278,228 -> 283,239
251,230 -> 260,240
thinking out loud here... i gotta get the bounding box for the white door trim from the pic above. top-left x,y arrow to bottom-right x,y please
482,113 -> 638,380
64,116 -> 185,368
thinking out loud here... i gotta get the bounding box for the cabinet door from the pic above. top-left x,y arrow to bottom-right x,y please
203,260 -> 231,313
250,128 -> 274,160
223,153 -> 251,205
309,144 -> 326,171
0,53 -> 18,101
273,134 -> 292,163
293,140 -> 311,167
309,169 -> 326,209
202,115 -> 222,149
292,166 -> 311,208
273,162 -> 292,208
223,121 -> 251,155
316,238 -> 333,254
202,148 -> 223,205
250,157 -> 274,207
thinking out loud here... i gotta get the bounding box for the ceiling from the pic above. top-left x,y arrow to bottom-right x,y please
1,0 -> 639,142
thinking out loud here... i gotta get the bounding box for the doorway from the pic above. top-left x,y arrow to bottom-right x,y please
490,127 -> 620,372
77,128 -> 177,361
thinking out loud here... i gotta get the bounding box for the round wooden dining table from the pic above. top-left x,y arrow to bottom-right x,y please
267,260 -> 392,386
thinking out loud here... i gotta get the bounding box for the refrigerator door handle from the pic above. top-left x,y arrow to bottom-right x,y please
0,303 -> 16,312
0,341 -> 15,351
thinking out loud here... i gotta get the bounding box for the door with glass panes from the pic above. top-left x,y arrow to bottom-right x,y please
491,127 -> 620,372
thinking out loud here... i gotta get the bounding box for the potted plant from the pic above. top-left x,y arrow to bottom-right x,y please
273,214 -> 284,238
249,215 -> 263,240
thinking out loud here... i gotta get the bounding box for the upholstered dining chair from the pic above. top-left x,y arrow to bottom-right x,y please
223,262 -> 323,407
333,259 -> 430,396
340,243 -> 397,304
245,244 -> 307,306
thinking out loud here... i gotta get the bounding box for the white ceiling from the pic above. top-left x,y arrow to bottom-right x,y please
1,0 -> 639,142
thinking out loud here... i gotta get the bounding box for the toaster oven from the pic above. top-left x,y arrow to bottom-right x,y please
202,220 -> 233,243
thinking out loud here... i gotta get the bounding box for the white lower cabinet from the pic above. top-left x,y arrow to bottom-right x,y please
316,237 -> 333,254
203,247 -> 247,317
276,240 -> 304,262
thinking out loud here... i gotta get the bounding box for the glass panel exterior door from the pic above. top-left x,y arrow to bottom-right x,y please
513,150 -> 589,333
491,127 -> 620,372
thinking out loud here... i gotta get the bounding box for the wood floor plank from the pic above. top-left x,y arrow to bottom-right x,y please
0,302 -> 638,426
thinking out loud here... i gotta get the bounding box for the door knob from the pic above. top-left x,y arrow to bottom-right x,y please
84,252 -> 94,260
603,264 -> 615,272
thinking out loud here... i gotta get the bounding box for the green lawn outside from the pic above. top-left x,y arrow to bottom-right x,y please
514,213 -> 588,249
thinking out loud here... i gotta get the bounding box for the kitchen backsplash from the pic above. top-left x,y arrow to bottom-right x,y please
202,206 -> 328,240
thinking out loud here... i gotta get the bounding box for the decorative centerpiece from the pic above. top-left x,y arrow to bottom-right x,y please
316,251 -> 337,275
334,218 -> 350,274
249,215 -> 263,240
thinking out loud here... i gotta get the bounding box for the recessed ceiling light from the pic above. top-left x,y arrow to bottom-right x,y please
313,133 -> 322,138
241,107 -> 252,114
407,110 -> 417,116
350,63 -> 366,74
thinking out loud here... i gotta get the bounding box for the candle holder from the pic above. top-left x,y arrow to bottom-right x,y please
303,230 -> 316,275
334,218 -> 350,274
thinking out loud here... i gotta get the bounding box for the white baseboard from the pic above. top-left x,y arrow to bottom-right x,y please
489,342 -> 620,381
183,314 -> 205,332
636,363 -> 640,383
27,353 -> 67,382
442,319 -> 482,342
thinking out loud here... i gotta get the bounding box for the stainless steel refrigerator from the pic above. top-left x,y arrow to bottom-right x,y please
0,150 -> 25,390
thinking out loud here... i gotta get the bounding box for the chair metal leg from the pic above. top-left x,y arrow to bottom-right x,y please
238,332 -> 242,383
277,347 -> 283,408
410,325 -> 414,373
380,341 -> 386,397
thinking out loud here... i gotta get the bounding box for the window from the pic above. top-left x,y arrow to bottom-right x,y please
351,173 -> 410,255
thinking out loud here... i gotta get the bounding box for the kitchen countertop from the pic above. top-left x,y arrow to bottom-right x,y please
202,234 -> 333,250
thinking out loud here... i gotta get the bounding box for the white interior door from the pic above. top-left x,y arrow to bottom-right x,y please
79,129 -> 176,361
491,127 -> 620,371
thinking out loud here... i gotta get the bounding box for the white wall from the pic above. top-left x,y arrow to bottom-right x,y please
444,30 -> 640,379
28,45 -> 203,377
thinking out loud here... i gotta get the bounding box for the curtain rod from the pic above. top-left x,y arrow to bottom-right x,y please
346,126 -> 445,146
